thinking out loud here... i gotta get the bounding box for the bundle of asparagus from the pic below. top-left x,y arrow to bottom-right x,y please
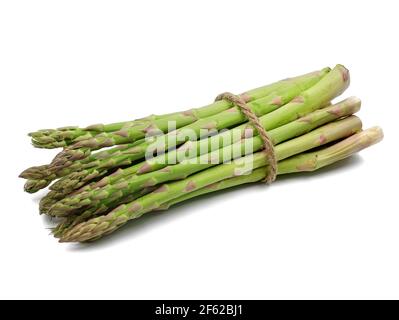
20,65 -> 383,243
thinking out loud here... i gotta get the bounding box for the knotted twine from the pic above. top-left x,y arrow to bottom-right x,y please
215,92 -> 277,184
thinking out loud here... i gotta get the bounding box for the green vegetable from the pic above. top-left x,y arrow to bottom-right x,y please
48,100 -> 361,218
21,68 -> 328,192
37,66 -> 342,197
59,127 -> 382,243
18,64 -> 383,244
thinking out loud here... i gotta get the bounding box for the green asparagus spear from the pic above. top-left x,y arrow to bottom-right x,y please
158,127 -> 384,210
58,68 -> 330,153
33,68 -> 332,149
47,66 -> 343,196
277,127 -> 384,174
56,116 -> 361,232
49,99 -> 361,217
21,68 -> 329,191
95,97 -> 360,184
29,115 -> 179,149
20,138 -> 147,182
52,186 -> 156,238
60,126 -> 383,243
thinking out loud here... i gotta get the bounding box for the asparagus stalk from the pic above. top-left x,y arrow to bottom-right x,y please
277,126 -> 384,174
21,68 -> 328,191
92,97 -> 360,185
156,167 -> 268,211
158,127 -> 384,210
46,66 -> 344,196
58,68 -> 329,153
52,113 -> 362,231
57,116 -> 361,238
22,139 -> 147,193
22,135 -> 158,193
20,137 -> 148,182
38,179 -> 104,214
60,127 -> 382,243
171,65 -> 349,164
53,186 -> 157,238
46,69 -> 328,169
32,69 -> 329,149
24,98 -> 332,184
29,115 -> 179,149
48,99 -> 361,217
39,190 -> 66,214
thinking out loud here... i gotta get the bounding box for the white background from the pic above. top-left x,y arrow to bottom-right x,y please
0,0 -> 397,299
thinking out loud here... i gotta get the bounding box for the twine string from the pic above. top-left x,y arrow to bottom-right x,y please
215,92 -> 277,184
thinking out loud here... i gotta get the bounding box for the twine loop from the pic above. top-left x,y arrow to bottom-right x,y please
215,92 -> 277,184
